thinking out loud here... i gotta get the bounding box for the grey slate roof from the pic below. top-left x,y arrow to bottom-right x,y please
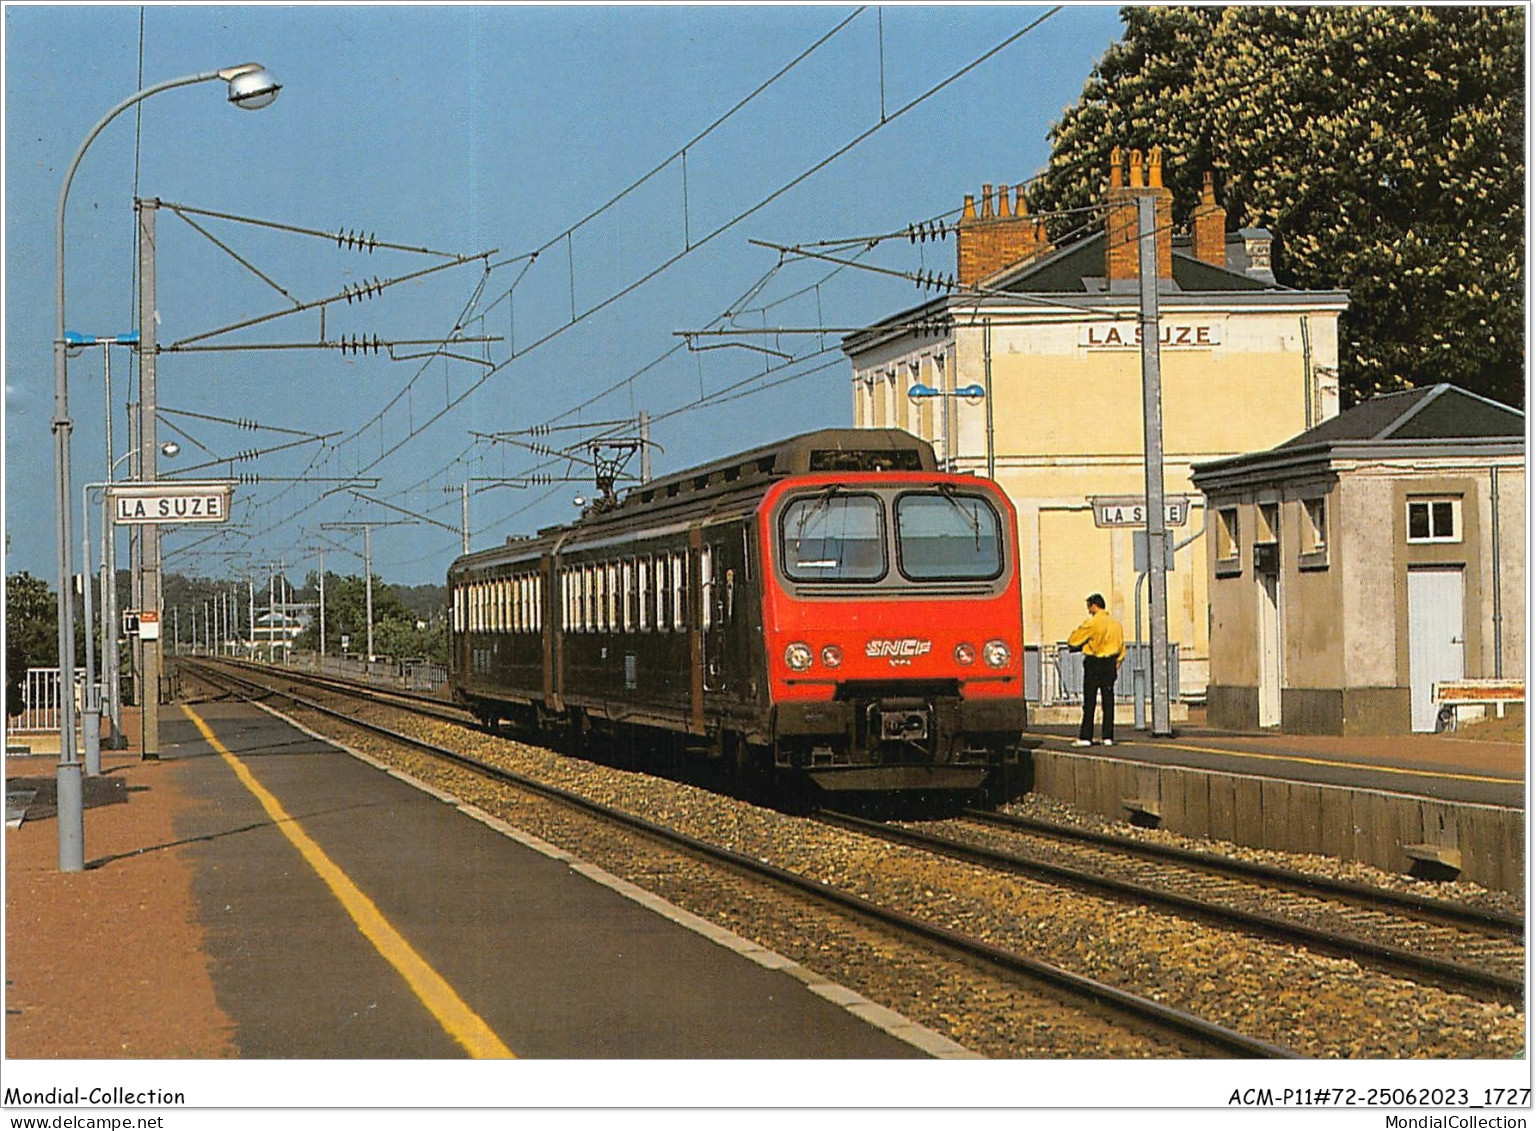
986,232 -> 1275,294
1276,384 -> 1524,449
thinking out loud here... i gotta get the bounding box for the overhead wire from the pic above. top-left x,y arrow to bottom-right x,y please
219,6 -> 1070,568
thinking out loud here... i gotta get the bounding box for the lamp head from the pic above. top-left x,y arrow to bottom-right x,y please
221,64 -> 281,110
160,441 -> 181,459
907,383 -> 939,402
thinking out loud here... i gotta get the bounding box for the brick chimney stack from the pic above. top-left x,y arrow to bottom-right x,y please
956,182 -> 1051,287
1104,145 -> 1174,286
1191,171 -> 1228,268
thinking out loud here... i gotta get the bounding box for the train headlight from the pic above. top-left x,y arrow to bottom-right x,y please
785,642 -> 814,672
820,644 -> 843,669
954,642 -> 976,666
983,639 -> 1011,669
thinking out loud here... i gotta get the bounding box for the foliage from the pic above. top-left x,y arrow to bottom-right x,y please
6,572 -> 58,714
1028,5 -> 1525,407
293,572 -> 446,664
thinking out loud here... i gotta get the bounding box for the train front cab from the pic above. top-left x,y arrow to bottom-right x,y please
758,474 -> 1026,793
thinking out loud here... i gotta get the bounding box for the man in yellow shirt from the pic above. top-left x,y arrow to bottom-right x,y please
1067,593 -> 1126,747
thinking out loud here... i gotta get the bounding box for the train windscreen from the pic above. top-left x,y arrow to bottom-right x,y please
894,491 -> 1004,581
780,492 -> 887,581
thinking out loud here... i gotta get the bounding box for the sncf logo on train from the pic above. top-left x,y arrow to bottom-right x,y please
865,638 -> 933,659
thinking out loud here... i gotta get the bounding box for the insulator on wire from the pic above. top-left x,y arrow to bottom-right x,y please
335,227 -> 379,253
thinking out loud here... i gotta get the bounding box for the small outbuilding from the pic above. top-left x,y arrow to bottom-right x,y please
1190,384 -> 1524,734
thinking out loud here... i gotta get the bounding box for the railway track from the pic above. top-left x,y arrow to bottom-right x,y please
183,658 -> 1291,1058
816,810 -> 1524,1003
179,658 -> 1526,1058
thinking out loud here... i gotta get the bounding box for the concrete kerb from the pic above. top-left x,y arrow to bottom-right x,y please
1029,746 -> 1524,892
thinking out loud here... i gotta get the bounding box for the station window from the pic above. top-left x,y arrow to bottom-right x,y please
1216,507 -> 1240,562
1257,501 -> 1280,545
1407,497 -> 1461,544
1301,497 -> 1327,556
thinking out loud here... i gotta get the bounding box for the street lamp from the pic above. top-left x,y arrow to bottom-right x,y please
52,62 -> 280,873
65,331 -> 138,749
908,382 -> 987,472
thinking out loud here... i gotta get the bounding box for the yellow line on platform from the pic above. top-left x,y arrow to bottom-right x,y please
182,704 -> 515,1059
1024,732 -> 1518,787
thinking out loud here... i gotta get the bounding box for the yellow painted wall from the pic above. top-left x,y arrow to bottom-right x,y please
852,302 -> 1344,693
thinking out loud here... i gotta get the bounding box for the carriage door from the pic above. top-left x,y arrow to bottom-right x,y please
1408,568 -> 1465,732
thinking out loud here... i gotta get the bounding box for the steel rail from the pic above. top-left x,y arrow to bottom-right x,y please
964,807 -> 1524,934
185,658 -> 1297,1059
816,810 -> 1524,1004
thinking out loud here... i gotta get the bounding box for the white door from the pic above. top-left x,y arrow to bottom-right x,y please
1407,568 -> 1465,732
1257,572 -> 1282,728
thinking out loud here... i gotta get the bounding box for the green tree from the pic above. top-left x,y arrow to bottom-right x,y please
6,572 -> 59,715
292,572 -> 443,662
1029,6 -> 1524,407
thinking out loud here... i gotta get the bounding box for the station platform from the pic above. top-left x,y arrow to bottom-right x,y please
1022,712 -> 1525,809
5,699 -> 960,1060
1019,712 -> 1524,892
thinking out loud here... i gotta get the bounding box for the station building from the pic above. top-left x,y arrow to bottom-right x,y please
1191,384 -> 1525,734
842,148 -> 1349,704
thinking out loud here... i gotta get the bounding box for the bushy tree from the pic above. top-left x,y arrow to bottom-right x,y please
1029,6 -> 1524,407
6,572 -> 59,714
293,572 -> 445,663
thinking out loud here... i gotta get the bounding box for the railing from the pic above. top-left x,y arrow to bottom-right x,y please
10,668 -> 107,733
1041,643 -> 1180,706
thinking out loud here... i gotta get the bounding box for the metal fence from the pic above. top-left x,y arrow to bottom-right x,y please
10,668 -> 107,733
1042,643 -> 1180,705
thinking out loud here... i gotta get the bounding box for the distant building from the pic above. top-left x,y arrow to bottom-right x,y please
842,147 -> 1348,702
1191,385 -> 1525,734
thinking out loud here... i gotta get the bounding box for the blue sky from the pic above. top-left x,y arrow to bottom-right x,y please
5,4 -> 1127,588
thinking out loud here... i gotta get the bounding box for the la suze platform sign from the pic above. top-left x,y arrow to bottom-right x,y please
110,481 -> 234,525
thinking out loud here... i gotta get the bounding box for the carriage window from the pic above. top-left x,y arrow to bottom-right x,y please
671,552 -> 687,631
639,556 -> 652,631
779,492 -> 886,582
895,492 -> 1004,581
595,565 -> 608,632
622,561 -> 634,631
701,546 -> 714,632
655,557 -> 669,631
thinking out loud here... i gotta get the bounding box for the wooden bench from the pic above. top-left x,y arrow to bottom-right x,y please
1432,679 -> 1524,732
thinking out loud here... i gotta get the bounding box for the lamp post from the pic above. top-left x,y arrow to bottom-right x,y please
52,62 -> 280,872
65,330 -> 139,749
907,382 -> 986,472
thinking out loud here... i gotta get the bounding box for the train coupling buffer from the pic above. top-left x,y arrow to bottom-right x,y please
870,700 -> 930,743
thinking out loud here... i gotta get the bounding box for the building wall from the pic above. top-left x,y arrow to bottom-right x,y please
852,301 -> 1343,694
1204,454 -> 1525,734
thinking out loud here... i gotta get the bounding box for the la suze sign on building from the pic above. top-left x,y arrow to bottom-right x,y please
1079,323 -> 1222,350
110,481 -> 234,525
